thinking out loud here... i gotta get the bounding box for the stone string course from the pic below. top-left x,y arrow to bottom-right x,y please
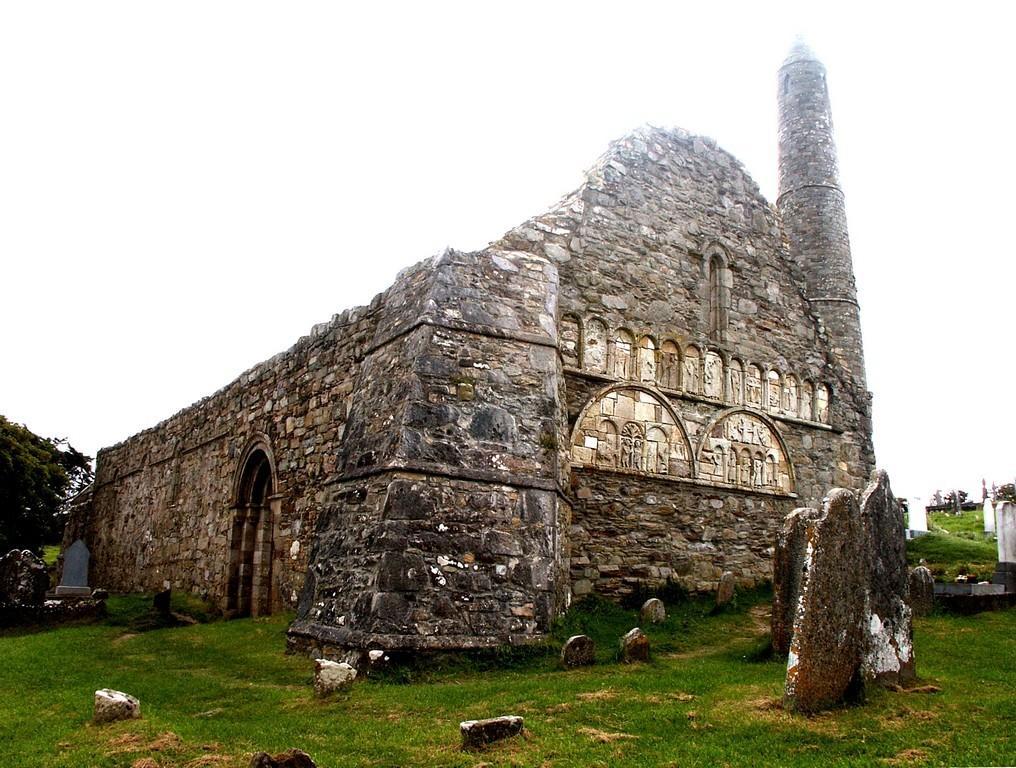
65,44 -> 875,652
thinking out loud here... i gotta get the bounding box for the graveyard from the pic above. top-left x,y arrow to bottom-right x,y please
1,585 -> 1013,767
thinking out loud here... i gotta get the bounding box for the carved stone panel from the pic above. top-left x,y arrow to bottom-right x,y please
783,375 -> 799,417
815,384 -> 830,423
637,337 -> 656,383
801,381 -> 814,421
728,360 -> 743,405
561,315 -> 581,368
585,318 -> 607,373
658,341 -> 680,389
613,330 -> 634,379
698,412 -> 793,493
683,346 -> 701,394
745,364 -> 762,408
767,370 -> 781,412
704,351 -> 724,399
572,387 -> 692,478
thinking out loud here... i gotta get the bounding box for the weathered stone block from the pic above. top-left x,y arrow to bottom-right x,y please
0,549 -> 48,607
639,598 -> 666,624
908,566 -> 934,617
249,748 -> 317,768
313,659 -> 357,695
619,627 -> 649,663
460,715 -> 524,749
561,634 -> 595,667
715,571 -> 736,607
93,689 -> 141,724
784,489 -> 867,714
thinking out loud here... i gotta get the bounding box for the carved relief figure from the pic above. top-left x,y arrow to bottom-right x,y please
766,370 -> 781,411
745,364 -> 762,408
783,375 -> 798,417
698,411 -> 794,493
638,336 -> 657,383
683,346 -> 701,394
613,330 -> 634,379
658,340 -> 680,389
560,314 -> 581,368
704,351 -> 723,399
728,360 -> 743,405
570,387 -> 693,479
620,422 -> 645,470
584,318 -> 607,373
801,381 -> 814,421
815,384 -> 830,423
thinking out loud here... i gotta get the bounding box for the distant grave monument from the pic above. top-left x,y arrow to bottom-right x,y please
56,539 -> 92,597
993,502 -> 1015,592
907,497 -> 928,537
984,498 -> 996,534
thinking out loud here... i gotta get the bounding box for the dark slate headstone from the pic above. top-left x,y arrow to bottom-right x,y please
784,489 -> 867,714
860,471 -> 915,686
153,588 -> 172,616
0,549 -> 48,606
56,539 -> 91,596
460,715 -> 524,749
908,566 -> 934,617
619,627 -> 649,663
772,507 -> 820,655
561,634 -> 595,667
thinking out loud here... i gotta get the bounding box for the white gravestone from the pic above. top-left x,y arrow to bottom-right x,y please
56,539 -> 92,596
994,502 -> 1016,592
907,498 -> 928,533
984,498 -> 996,534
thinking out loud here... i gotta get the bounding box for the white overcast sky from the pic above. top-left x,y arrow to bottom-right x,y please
2,2 -> 1013,503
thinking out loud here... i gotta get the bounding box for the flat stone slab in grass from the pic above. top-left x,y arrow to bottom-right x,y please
619,627 -> 649,663
314,659 -> 357,695
640,598 -> 666,624
460,715 -> 524,749
909,566 -> 934,617
249,749 -> 317,768
561,634 -> 595,667
716,571 -> 736,607
93,689 -> 141,724
784,488 -> 867,714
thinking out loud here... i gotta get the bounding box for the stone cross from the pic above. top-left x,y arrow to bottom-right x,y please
56,539 -> 92,596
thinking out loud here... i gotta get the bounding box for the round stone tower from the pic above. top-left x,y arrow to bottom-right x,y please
777,41 -> 868,392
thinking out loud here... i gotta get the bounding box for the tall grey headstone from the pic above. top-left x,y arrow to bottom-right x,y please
984,499 -> 996,534
993,502 -> 1016,592
56,539 -> 92,596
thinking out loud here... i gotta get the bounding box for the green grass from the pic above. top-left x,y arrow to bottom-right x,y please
1,593 -> 1013,767
907,508 -> 998,581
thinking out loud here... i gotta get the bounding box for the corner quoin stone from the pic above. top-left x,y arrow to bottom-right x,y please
460,715 -> 524,749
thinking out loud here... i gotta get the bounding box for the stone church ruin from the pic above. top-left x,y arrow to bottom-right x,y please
63,43 -> 875,654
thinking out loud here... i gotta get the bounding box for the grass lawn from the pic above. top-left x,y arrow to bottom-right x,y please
907,508 -> 998,581
1,592 -> 1013,767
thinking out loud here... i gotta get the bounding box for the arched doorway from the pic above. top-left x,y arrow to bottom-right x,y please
226,445 -> 277,617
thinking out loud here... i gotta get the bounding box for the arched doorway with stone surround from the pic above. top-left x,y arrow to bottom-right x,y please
226,439 -> 280,617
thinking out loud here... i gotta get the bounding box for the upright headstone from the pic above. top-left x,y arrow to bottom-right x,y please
859,471 -> 915,686
907,497 -> 928,533
0,549 -> 49,606
56,540 -> 91,597
715,571 -> 736,607
772,507 -> 820,655
784,489 -> 867,714
908,566 -> 934,617
639,598 -> 666,624
984,498 -> 996,534
993,502 -> 1016,592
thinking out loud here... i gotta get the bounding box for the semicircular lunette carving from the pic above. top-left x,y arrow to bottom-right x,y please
698,411 -> 794,494
571,387 -> 692,478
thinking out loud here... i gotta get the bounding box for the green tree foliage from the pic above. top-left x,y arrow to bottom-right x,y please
0,415 -> 93,554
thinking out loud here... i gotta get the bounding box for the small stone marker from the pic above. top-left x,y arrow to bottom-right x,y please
0,549 -> 48,606
619,627 -> 649,663
860,471 -> 915,686
784,489 -> 867,714
984,498 -> 996,534
715,571 -> 736,607
460,715 -> 524,749
639,597 -> 666,624
93,689 -> 141,724
249,749 -> 317,768
153,588 -> 172,616
561,634 -> 595,667
56,539 -> 91,597
772,507 -> 820,655
908,566 -> 934,617
314,659 -> 357,695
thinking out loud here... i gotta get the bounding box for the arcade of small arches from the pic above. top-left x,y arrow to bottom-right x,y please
559,314 -> 831,425
570,387 -> 795,495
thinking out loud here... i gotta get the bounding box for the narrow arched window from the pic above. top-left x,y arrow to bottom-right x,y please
707,254 -> 729,341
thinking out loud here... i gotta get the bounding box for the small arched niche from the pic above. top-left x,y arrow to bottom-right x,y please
226,441 -> 280,617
